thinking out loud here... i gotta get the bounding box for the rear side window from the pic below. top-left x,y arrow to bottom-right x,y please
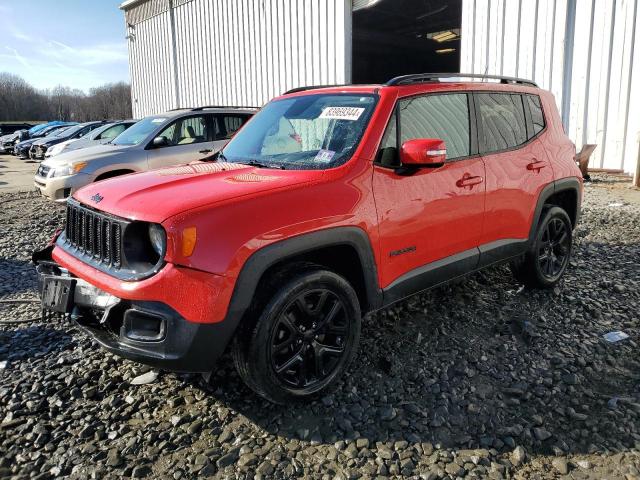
218,114 -> 250,140
526,94 -> 545,136
476,93 -> 527,153
399,94 -> 470,160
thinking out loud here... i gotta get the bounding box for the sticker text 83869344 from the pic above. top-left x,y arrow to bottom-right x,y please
319,107 -> 365,121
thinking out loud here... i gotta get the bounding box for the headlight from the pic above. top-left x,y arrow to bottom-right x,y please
47,144 -> 65,156
51,162 -> 87,177
148,224 -> 166,256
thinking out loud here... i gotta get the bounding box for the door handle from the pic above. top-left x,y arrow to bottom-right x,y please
527,160 -> 547,171
456,175 -> 484,188
199,148 -> 213,154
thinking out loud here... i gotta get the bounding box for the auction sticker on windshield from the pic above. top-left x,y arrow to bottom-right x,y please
319,107 -> 365,121
151,118 -> 167,123
315,149 -> 336,163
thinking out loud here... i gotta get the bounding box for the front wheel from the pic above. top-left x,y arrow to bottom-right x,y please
511,206 -> 573,288
232,268 -> 361,404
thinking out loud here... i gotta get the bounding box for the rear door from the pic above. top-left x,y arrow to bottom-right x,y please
146,114 -> 216,169
475,92 -> 554,252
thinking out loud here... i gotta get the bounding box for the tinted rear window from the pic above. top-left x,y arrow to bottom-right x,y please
476,93 -> 527,153
526,94 -> 545,136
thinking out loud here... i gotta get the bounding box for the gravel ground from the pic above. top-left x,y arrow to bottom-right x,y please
1,176 -> 639,479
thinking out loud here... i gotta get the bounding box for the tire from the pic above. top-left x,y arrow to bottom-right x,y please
232,267 -> 361,404
511,206 -> 573,288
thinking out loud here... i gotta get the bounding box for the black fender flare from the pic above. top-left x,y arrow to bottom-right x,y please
213,226 -> 382,356
527,177 -> 582,245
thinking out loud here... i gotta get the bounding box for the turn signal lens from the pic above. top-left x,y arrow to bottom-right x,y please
181,227 -> 197,257
72,161 -> 88,173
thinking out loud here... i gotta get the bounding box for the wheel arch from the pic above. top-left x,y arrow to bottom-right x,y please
528,177 -> 582,244
94,169 -> 137,182
212,227 -> 382,362
229,227 -> 382,319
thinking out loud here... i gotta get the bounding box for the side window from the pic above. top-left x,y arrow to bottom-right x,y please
399,94 -> 470,160
156,115 -> 208,147
156,122 -> 178,146
219,114 -> 249,140
476,93 -> 527,153
376,110 -> 398,167
178,116 -> 207,144
526,94 -> 545,136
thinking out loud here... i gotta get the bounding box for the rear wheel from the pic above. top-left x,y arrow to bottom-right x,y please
511,206 -> 573,288
232,268 -> 361,404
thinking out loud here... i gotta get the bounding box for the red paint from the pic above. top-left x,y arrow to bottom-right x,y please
55,81 -> 582,324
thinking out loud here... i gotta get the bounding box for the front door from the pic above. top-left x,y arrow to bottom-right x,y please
146,114 -> 218,170
373,93 -> 486,298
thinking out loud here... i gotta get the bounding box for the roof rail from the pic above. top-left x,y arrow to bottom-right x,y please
385,73 -> 538,87
190,105 -> 259,111
284,84 -> 348,94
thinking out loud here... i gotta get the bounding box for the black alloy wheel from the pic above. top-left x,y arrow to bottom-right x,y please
269,289 -> 349,389
232,266 -> 361,404
510,206 -> 573,288
537,216 -> 571,279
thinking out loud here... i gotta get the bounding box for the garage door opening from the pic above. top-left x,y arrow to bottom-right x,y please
352,0 -> 462,84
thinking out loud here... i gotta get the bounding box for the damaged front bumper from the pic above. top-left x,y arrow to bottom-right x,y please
36,260 -> 233,373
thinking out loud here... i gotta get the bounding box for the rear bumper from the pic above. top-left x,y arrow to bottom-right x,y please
37,262 -> 233,372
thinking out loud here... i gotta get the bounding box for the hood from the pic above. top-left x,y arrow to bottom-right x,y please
16,139 -> 34,148
74,161 -> 323,223
48,143 -> 133,163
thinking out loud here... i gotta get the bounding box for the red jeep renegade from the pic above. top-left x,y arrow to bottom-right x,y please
38,74 -> 582,404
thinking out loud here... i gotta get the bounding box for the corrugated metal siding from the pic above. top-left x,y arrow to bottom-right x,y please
124,0 -> 351,118
462,0 -> 640,174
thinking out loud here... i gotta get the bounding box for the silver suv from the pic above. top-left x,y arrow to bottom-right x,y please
34,107 -> 256,202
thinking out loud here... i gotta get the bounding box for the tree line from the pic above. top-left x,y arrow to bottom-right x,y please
0,73 -> 133,122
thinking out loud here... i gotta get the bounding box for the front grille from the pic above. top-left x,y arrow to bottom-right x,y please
63,202 -> 123,269
36,164 -> 50,177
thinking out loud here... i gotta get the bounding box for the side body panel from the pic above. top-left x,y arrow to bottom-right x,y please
372,159 -> 486,289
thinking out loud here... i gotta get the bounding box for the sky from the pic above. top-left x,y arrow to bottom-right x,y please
0,0 -> 130,92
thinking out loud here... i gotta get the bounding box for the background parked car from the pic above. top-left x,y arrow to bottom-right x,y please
0,122 -> 32,136
14,124 -> 76,159
26,121 -> 67,137
34,106 -> 255,202
45,120 -> 138,158
29,121 -> 106,160
0,130 -> 27,153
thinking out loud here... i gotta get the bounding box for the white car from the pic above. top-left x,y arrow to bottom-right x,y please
34,107 -> 255,202
44,120 -> 138,158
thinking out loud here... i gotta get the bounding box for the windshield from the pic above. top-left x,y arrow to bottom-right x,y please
111,116 -> 164,146
55,125 -> 82,137
42,126 -> 69,137
221,94 -> 377,170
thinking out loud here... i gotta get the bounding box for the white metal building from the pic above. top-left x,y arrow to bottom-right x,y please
120,0 -> 640,174
462,0 -> 640,175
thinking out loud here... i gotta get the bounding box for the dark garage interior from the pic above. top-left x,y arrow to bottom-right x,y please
352,0 -> 462,84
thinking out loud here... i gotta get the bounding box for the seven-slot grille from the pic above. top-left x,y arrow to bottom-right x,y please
64,202 -> 123,269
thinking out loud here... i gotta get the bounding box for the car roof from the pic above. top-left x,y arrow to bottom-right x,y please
156,106 -> 258,118
277,74 -> 542,100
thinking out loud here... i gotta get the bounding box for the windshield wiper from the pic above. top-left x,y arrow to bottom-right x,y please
246,159 -> 285,170
204,150 -> 227,162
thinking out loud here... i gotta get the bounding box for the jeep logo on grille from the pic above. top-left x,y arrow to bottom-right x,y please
90,193 -> 104,203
